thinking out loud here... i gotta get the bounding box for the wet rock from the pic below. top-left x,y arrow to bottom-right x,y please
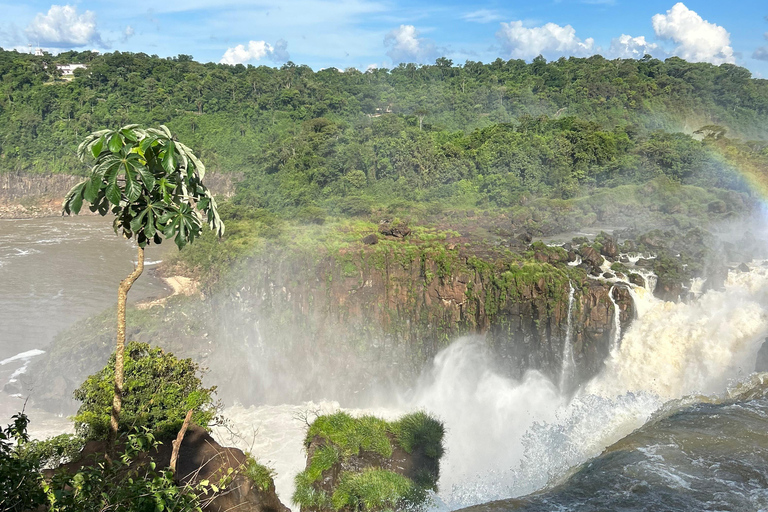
517,231 -> 533,243
579,246 -> 604,269
654,277 -> 683,302
638,233 -> 665,249
52,426 -> 289,512
628,273 -> 646,288
361,234 -> 378,245
599,236 -> 619,260
619,255 -> 630,264
567,251 -> 579,263
703,266 -> 729,292
378,221 -> 411,238
757,338 -> 768,372
738,262 -> 750,273
602,272 -> 615,279
635,258 -> 654,268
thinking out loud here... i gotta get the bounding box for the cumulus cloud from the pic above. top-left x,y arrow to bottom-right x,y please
652,2 -> 734,65
26,5 -> 103,48
384,25 -> 441,64
463,9 -> 503,24
608,34 -> 664,59
497,21 -> 595,60
220,39 -> 290,65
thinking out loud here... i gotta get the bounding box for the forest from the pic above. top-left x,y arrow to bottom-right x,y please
1,49 -> 768,213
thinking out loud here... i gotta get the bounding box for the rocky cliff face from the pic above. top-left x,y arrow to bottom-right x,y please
23,237 -> 634,412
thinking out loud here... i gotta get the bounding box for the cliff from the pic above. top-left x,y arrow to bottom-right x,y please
22,233 -> 633,412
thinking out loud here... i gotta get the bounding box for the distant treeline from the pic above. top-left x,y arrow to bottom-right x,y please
1,48 -> 767,211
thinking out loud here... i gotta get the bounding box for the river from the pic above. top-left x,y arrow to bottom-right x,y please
3,218 -> 768,511
0,216 -> 169,434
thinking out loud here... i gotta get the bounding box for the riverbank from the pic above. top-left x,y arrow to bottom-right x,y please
0,171 -> 241,219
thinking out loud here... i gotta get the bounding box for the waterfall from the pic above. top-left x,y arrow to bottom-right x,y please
558,282 -> 576,392
608,285 -> 621,353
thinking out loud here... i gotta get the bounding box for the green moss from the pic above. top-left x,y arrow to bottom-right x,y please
243,455 -> 276,492
295,411 -> 444,511
610,262 -> 629,274
331,469 -> 420,512
305,412 -> 393,459
390,411 -> 445,460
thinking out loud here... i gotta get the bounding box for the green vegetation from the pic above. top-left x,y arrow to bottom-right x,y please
243,454 -> 277,492
294,411 -> 444,512
332,468 -> 420,512
73,341 -> 219,440
62,124 -> 224,447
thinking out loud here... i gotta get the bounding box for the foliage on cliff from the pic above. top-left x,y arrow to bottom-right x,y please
294,411 -> 444,512
73,341 -> 219,440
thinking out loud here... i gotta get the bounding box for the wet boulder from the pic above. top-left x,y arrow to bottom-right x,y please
378,221 -> 411,238
757,338 -> 768,372
51,426 -> 288,512
579,246 -> 604,269
628,273 -> 646,288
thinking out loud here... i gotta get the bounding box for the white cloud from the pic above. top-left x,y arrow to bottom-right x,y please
463,9 -> 503,24
652,2 -> 734,65
384,25 -> 440,64
26,5 -> 103,48
497,21 -> 595,60
220,39 -> 290,64
608,34 -> 663,59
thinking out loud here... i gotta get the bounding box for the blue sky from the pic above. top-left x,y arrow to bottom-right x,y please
1,1 -> 767,77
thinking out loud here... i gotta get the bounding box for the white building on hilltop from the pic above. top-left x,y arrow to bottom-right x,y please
56,63 -> 88,77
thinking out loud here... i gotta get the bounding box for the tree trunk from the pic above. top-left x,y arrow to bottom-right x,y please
108,246 -> 144,448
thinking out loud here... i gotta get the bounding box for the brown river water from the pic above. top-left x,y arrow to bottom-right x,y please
0,216 -> 169,434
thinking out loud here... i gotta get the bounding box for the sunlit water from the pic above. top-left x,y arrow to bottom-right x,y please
4,219 -> 768,511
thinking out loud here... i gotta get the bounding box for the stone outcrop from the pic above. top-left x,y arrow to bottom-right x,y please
51,425 -> 288,512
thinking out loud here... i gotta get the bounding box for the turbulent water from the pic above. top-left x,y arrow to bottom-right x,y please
0,217 -> 168,427
5,220 -> 768,511
215,263 -> 768,511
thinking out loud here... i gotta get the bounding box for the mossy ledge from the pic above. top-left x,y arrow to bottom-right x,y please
293,411 -> 444,512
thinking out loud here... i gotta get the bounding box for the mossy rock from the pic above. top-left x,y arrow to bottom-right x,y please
294,411 -> 444,512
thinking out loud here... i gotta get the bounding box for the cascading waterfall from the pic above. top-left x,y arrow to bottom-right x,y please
608,285 -> 621,352
558,282 -> 576,392
215,263 -> 768,510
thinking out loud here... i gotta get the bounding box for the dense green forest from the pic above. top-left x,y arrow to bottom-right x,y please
1,48 -> 768,217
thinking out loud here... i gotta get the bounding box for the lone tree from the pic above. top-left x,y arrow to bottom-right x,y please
63,124 -> 224,447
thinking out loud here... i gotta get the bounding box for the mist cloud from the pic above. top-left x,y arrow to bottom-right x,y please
652,2 -> 735,65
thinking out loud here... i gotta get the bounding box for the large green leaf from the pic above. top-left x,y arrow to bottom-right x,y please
161,141 -> 178,173
83,174 -> 103,203
108,133 -> 123,153
105,183 -> 122,206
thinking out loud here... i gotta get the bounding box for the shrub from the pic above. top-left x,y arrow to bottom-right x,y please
73,341 -> 219,440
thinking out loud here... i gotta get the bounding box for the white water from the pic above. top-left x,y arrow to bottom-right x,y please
558,283 -> 576,392
608,286 -> 622,353
215,263 -> 768,509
